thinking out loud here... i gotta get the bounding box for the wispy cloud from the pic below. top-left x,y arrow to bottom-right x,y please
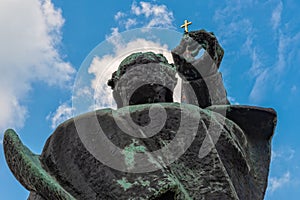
271,148 -> 295,161
0,0 -> 75,134
249,68 -> 269,102
268,171 -> 291,193
114,1 -> 175,30
250,30 -> 300,102
51,2 -> 177,120
125,18 -> 137,29
275,31 -> 300,73
213,1 -> 255,44
268,147 -> 298,196
213,0 -> 260,77
79,3 -> 177,110
132,1 -> 174,28
213,1 -> 267,103
271,1 -> 283,30
212,0 -> 299,103
46,102 -> 74,129
114,11 -> 126,21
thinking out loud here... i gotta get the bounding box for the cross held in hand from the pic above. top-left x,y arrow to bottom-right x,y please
181,20 -> 192,33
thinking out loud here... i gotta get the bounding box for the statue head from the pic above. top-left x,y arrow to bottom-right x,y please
107,52 -> 177,108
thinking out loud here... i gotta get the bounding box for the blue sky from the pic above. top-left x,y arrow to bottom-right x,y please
0,0 -> 299,199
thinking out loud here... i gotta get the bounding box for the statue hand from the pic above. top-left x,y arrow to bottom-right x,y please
171,36 -> 216,80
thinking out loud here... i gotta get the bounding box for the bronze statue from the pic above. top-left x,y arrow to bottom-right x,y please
3,29 -> 277,200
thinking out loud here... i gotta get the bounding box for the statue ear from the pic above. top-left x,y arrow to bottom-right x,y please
107,71 -> 118,89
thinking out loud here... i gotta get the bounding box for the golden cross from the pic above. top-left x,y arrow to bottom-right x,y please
181,20 -> 192,33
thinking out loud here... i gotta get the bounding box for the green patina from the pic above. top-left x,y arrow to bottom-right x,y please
4,129 -> 76,200
115,52 -> 176,80
3,27 -> 277,200
166,169 -> 192,200
137,177 -> 151,187
116,177 -> 133,191
116,177 -> 152,192
122,139 -> 146,169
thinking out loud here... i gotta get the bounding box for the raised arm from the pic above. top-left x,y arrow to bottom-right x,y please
171,30 -> 230,108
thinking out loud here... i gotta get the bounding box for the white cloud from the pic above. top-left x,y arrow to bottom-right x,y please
234,22 -> 266,103
268,149 -> 296,194
249,30 -> 300,102
125,18 -> 137,29
115,1 -> 174,30
268,171 -> 290,193
114,11 -> 126,21
247,49 -> 264,77
46,102 -> 74,129
271,1 -> 283,30
213,1 -> 272,103
249,68 -> 269,102
242,31 -> 269,103
0,0 -> 75,134
132,2 -> 174,28
0,95 -> 27,133
54,1 -> 176,120
74,86 -> 93,98
275,32 -> 300,73
271,148 -> 295,161
131,2 -> 142,16
215,3 -> 259,72
213,1 -> 254,44
87,28 -> 176,110
214,1 -> 298,103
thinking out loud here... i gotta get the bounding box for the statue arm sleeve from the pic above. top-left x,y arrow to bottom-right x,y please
181,72 -> 229,108
172,31 -> 230,108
